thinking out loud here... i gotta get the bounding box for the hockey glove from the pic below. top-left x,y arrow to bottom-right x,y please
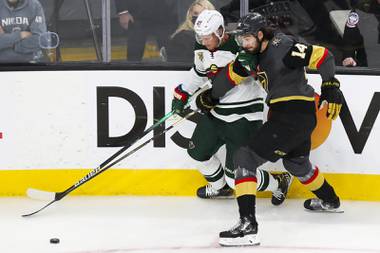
320,77 -> 344,120
236,50 -> 258,75
172,84 -> 190,114
196,89 -> 219,113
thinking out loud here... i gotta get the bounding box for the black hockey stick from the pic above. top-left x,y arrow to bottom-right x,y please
24,83 -> 209,202
22,110 -> 174,216
22,108 -> 198,217
24,82 -> 211,202
98,109 -> 199,177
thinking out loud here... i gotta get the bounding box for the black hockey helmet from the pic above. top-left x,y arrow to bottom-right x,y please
233,12 -> 268,36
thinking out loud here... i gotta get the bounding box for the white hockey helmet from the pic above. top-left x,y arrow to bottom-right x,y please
194,10 -> 225,46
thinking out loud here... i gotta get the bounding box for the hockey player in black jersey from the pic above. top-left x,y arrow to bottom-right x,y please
171,10 -> 291,204
195,12 -> 344,246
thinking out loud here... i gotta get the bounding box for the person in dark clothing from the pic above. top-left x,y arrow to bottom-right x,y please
0,0 -> 47,63
114,0 -> 178,62
195,12 -> 344,246
341,9 -> 368,66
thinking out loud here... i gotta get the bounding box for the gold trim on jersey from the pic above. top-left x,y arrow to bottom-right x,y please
308,46 -> 328,70
257,71 -> 269,92
227,62 -> 246,85
270,96 -> 315,104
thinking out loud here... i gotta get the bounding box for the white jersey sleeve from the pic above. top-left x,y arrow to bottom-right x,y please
180,52 -> 209,95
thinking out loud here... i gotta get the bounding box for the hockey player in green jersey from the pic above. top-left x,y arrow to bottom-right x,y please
171,10 -> 291,205
197,12 -> 344,246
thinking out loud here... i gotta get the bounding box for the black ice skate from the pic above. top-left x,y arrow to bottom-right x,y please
219,215 -> 260,246
271,172 -> 292,206
196,184 -> 234,199
304,198 -> 343,213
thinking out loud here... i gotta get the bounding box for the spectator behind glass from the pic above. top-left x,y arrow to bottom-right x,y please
0,0 -> 46,63
340,0 -> 380,67
114,0 -> 178,62
342,9 -> 368,67
166,0 -> 215,62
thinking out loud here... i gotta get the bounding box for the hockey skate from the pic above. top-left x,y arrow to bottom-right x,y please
271,172 -> 292,206
196,184 -> 234,199
219,215 -> 260,246
304,198 -> 343,213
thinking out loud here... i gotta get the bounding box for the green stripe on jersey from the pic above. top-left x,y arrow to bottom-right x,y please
214,103 -> 264,116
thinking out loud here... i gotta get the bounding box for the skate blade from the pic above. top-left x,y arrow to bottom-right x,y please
198,194 -> 235,200
219,234 -> 260,247
305,207 -> 344,213
211,195 -> 235,199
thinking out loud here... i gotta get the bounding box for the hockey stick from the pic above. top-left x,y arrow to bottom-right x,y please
22,108 -> 198,217
26,83 -> 208,200
22,83 -> 210,216
22,110 -> 173,216
25,83 -> 209,202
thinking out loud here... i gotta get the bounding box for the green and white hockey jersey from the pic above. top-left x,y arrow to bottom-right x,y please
181,36 -> 264,123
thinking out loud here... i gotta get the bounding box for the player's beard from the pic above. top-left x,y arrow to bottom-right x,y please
245,35 -> 262,54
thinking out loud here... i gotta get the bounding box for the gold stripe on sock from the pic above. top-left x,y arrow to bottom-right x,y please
236,177 -> 257,197
302,167 -> 325,191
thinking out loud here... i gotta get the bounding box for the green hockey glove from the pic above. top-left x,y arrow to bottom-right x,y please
172,84 -> 190,114
236,50 -> 259,74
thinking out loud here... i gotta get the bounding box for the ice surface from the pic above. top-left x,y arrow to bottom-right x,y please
1,197 -> 380,253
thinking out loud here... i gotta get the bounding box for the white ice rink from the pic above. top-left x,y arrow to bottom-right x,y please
1,196 -> 380,253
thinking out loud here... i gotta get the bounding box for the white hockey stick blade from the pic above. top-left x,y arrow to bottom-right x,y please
26,188 -> 55,201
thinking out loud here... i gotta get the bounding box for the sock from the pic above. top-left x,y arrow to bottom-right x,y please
300,165 -> 339,202
198,156 -> 225,190
313,180 -> 339,202
235,176 -> 257,218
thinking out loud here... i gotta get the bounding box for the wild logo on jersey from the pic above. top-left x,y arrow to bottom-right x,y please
206,64 -> 221,79
209,64 -> 219,74
197,52 -> 204,62
257,71 -> 269,92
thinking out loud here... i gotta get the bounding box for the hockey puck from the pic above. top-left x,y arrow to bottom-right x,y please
50,238 -> 60,244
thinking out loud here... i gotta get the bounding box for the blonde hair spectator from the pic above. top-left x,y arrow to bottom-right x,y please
171,0 -> 215,39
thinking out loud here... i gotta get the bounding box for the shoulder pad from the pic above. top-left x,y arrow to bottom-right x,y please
282,41 -> 312,68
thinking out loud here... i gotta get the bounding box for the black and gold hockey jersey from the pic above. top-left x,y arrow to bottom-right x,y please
257,33 -> 334,107
213,32 -> 336,114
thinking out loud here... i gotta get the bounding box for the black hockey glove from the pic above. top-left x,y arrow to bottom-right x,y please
172,84 -> 190,114
320,77 -> 344,120
196,89 -> 219,113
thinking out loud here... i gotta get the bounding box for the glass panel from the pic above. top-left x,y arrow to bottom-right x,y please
40,0 -> 103,63
243,0 -> 380,68
5,0 -> 378,68
0,0 -> 104,64
111,0 -> 237,64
